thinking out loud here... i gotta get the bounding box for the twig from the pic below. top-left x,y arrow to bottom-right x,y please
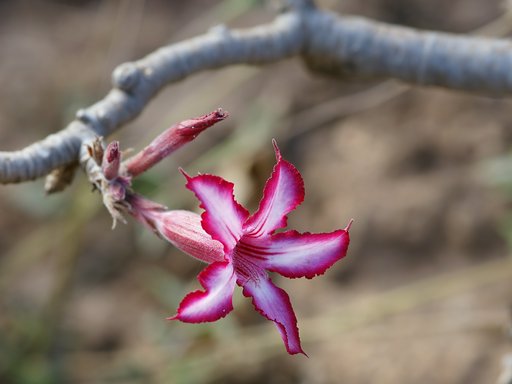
3,1 -> 512,187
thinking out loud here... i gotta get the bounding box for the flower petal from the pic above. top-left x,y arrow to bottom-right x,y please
169,261 -> 236,322
244,140 -> 304,237
241,274 -> 305,355
248,227 -> 350,279
183,172 -> 249,253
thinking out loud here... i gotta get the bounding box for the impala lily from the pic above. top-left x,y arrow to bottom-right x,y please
98,110 -> 351,354
166,141 -> 352,355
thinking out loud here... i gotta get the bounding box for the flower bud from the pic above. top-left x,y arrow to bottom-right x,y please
102,141 -> 121,180
123,109 -> 228,178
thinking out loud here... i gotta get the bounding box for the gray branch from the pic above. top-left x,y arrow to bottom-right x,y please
2,2 -> 512,185
303,11 -> 512,92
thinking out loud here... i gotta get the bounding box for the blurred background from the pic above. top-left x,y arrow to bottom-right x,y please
1,0 -> 512,383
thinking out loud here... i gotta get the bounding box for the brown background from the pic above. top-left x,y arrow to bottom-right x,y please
0,1 -> 511,383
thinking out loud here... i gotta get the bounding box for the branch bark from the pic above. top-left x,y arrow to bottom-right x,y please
2,2 -> 512,186
303,10 -> 512,92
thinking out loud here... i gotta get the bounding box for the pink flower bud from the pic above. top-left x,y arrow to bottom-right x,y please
102,141 -> 121,180
123,109 -> 228,177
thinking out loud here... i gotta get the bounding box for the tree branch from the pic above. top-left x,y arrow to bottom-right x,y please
303,10 -> 512,92
2,3 -> 512,186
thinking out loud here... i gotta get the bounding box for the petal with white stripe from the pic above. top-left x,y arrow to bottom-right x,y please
169,261 -> 236,322
245,141 -> 304,237
183,171 -> 249,253
247,228 -> 350,279
241,274 -> 305,355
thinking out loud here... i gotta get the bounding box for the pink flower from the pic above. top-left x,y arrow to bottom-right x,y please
171,141 -> 352,355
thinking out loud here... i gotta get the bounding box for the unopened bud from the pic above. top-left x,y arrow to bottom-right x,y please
123,109 -> 228,177
102,141 -> 121,180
